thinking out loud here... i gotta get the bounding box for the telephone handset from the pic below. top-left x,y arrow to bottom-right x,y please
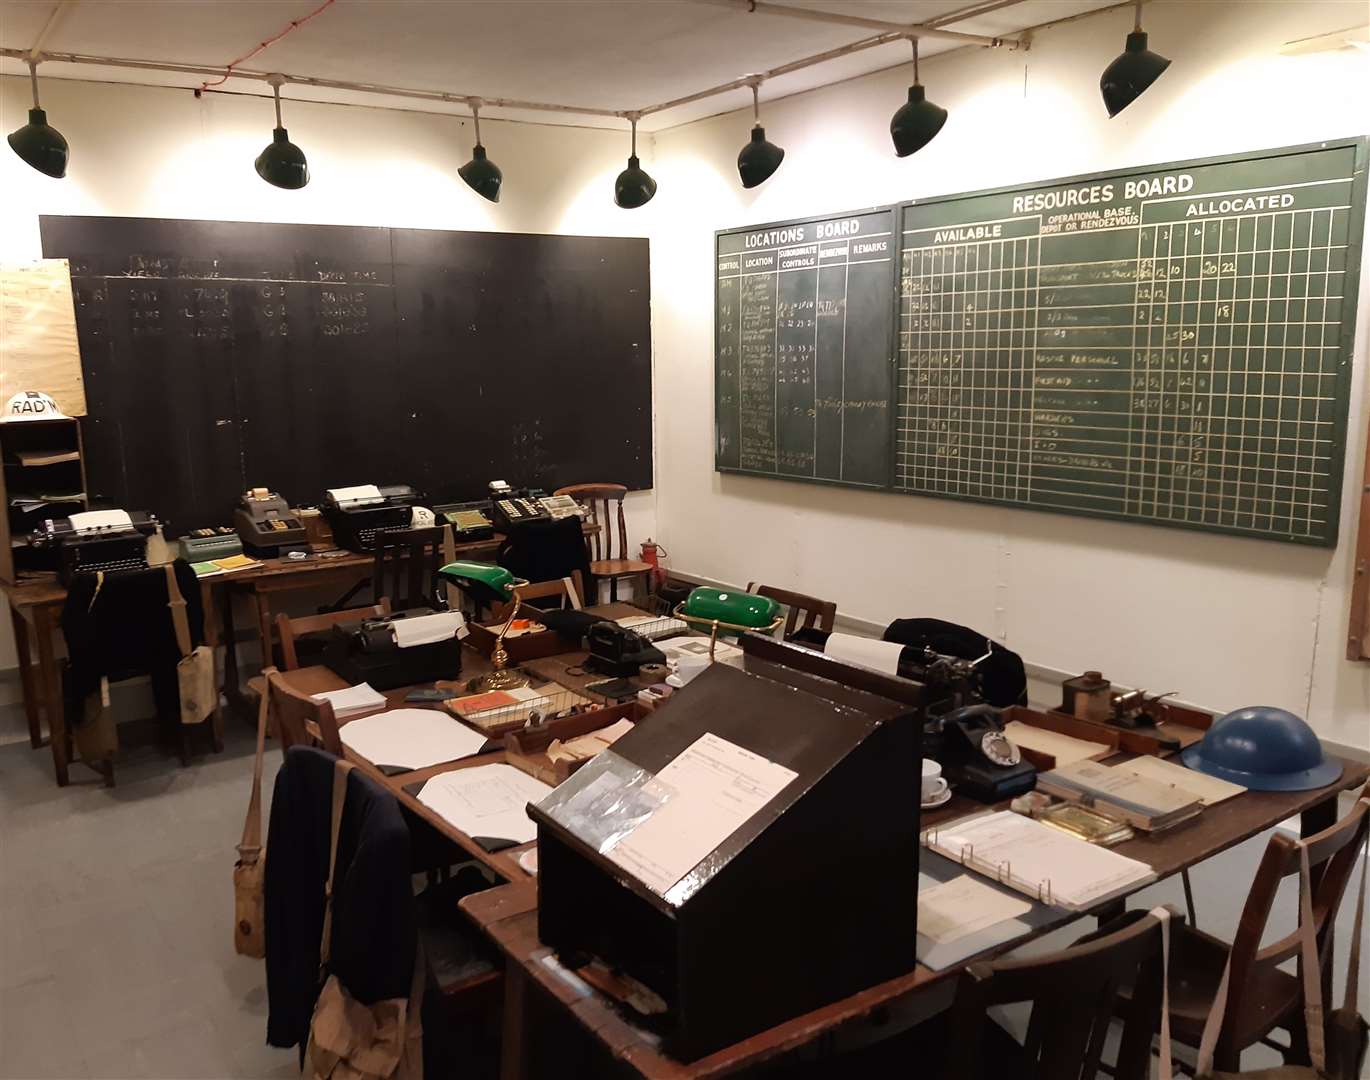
925,703 -> 1037,803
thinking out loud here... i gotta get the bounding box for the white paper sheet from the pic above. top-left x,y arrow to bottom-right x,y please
391,611 -> 466,648
416,764 -> 553,845
68,509 -> 133,533
605,733 -> 798,898
339,707 -> 488,770
823,632 -> 904,676
917,874 -> 1033,945
326,484 -> 382,505
1003,721 -> 1110,767
311,682 -> 386,718
656,637 -> 743,665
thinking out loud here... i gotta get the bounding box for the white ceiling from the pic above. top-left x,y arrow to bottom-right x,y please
0,0 -> 1125,130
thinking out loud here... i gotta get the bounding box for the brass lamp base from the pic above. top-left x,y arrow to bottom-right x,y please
478,665 -> 530,692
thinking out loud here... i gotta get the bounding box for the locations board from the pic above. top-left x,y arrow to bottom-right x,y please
715,209 -> 895,486
895,140 -> 1365,546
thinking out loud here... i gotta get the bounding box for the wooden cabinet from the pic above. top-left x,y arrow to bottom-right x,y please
0,417 -> 87,583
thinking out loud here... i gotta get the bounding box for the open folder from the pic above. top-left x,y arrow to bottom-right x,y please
923,810 -> 1155,911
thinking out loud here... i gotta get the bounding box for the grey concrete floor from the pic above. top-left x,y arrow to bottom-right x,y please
1,712 -> 1365,1079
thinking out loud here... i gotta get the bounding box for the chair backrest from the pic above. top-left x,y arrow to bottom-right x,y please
554,483 -> 630,563
371,526 -> 444,609
265,666 -> 343,756
746,583 -> 837,639
1215,795 -> 1370,1064
491,570 -> 585,622
275,599 -> 392,671
942,909 -> 1169,1080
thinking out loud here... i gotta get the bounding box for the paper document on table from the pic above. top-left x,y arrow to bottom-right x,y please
1115,755 -> 1245,805
918,874 -> 1032,945
1003,721 -> 1111,767
417,764 -> 552,845
327,484 -> 382,506
311,683 -> 386,719
605,733 -> 798,901
823,633 -> 904,676
339,708 -> 487,770
657,637 -> 743,665
926,810 -> 1155,911
391,611 -> 466,648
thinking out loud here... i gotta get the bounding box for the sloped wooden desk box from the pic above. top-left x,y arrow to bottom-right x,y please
528,656 -> 922,1060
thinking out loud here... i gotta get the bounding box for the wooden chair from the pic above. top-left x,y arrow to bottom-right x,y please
264,665 -> 342,756
491,570 -> 586,622
553,483 -> 653,602
746,583 -> 837,640
274,599 -> 392,671
371,526 -> 445,609
1154,796 -> 1369,1073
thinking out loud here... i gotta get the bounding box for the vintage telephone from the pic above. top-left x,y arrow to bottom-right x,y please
488,480 -> 551,530
585,620 -> 666,678
925,703 -> 1037,802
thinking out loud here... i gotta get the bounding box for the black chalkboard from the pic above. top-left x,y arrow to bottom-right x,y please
713,139 -> 1367,547
715,208 -> 896,486
40,216 -> 651,532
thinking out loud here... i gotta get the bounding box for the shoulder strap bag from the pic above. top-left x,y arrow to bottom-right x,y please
307,760 -> 425,1080
233,684 -> 270,958
164,563 -> 217,726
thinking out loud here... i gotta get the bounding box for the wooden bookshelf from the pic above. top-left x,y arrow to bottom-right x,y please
0,417 -> 88,583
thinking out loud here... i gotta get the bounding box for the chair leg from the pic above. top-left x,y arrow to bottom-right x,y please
210,707 -> 225,754
1181,868 -> 1197,928
609,576 -> 619,602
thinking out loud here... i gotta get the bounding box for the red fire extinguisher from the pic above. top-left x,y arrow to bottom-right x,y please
640,538 -> 668,589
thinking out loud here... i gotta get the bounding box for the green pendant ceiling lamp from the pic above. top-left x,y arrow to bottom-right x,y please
7,59 -> 68,178
254,75 -> 309,189
737,79 -> 784,189
1100,0 -> 1171,117
458,97 -> 502,202
890,37 -> 948,158
614,112 -> 656,209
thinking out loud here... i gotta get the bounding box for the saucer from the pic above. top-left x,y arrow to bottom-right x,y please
921,786 -> 952,810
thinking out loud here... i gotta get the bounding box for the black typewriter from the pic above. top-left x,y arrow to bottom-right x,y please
32,510 -> 160,583
322,483 -> 421,552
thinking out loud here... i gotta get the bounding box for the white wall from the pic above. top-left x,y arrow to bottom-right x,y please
645,0 -> 1370,748
0,77 -> 660,668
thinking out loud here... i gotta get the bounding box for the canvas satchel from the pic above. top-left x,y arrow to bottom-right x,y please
164,563 -> 216,726
1195,820 -> 1368,1080
233,683 -> 270,959
306,760 -> 424,1080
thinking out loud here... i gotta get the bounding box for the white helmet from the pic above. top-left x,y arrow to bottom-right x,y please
3,391 -> 67,422
410,505 -> 436,528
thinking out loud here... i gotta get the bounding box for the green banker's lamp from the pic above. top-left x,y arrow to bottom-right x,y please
438,560 -> 531,691
674,587 -> 783,660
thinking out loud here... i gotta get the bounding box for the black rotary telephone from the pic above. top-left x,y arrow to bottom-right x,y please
925,703 -> 1037,803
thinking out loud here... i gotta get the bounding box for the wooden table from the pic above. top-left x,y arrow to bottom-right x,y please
0,531 -> 525,786
464,757 -> 1370,1080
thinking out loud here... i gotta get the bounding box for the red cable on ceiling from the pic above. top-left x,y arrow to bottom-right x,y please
198,0 -> 337,92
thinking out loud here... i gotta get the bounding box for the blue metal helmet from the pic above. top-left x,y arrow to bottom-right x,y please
1181,706 -> 1342,792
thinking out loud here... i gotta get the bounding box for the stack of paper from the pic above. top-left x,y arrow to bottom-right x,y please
918,874 -> 1032,945
339,708 -> 488,770
924,810 -> 1156,911
1003,720 -> 1111,767
311,682 -> 386,719
1114,755 -> 1245,806
1038,760 -> 1203,831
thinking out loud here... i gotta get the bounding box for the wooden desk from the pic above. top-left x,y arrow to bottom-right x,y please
465,759 -> 1370,1080
0,524 -> 578,786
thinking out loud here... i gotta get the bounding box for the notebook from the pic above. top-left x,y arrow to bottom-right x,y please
1038,760 -> 1204,831
923,810 -> 1156,911
1114,755 -> 1245,806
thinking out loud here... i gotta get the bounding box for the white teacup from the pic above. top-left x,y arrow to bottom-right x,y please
921,760 -> 948,803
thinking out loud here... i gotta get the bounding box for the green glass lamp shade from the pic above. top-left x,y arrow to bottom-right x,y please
682,587 -> 780,629
7,108 -> 68,178
437,560 -> 515,605
1100,31 -> 1170,117
890,85 -> 948,158
737,125 -> 785,189
254,127 -> 309,189
459,144 -> 502,203
614,155 -> 657,209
